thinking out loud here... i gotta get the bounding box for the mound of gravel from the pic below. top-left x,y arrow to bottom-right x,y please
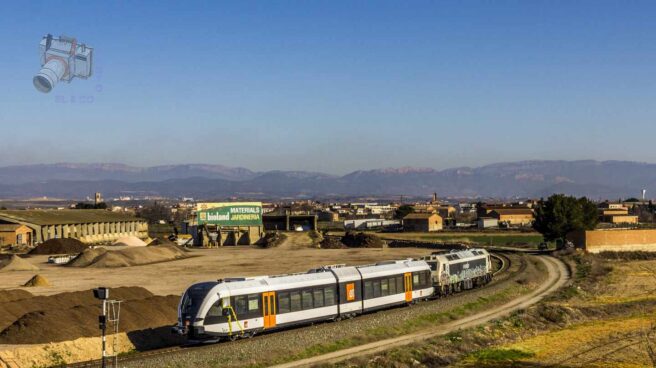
0,286 -> 180,344
0,255 -> 39,272
257,232 -> 286,248
148,237 -> 177,246
23,274 -> 50,287
320,236 -> 347,249
113,236 -> 147,247
341,231 -> 386,248
29,238 -> 88,255
68,245 -> 188,268
0,289 -> 33,303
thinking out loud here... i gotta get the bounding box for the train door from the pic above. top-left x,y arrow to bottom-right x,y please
403,273 -> 412,302
262,291 -> 277,329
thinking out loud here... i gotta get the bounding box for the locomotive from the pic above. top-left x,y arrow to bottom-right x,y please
173,248 -> 492,341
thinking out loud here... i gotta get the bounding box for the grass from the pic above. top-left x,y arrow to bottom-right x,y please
378,232 -> 545,247
270,283 -> 534,367
469,348 -> 535,362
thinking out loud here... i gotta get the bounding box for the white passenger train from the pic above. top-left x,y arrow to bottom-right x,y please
173,249 -> 492,341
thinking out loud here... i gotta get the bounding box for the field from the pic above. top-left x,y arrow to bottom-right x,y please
376,231 -> 545,248
340,252 -> 656,367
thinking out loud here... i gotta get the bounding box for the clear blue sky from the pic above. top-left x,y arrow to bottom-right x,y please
1,1 -> 654,174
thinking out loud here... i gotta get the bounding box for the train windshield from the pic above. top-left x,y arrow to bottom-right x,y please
180,282 -> 218,318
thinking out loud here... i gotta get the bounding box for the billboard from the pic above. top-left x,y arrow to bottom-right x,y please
196,202 -> 263,226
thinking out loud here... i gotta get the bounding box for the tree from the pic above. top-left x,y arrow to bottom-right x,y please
533,194 -> 598,242
74,202 -> 107,209
394,205 -> 415,219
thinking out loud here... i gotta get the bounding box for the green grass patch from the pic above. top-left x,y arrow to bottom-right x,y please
470,348 -> 535,362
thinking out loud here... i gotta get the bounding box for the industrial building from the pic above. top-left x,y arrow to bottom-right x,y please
0,210 -> 148,244
0,224 -> 33,247
567,228 -> 656,253
487,208 -> 534,226
598,206 -> 639,224
402,213 -> 443,232
188,202 -> 265,246
263,214 -> 318,231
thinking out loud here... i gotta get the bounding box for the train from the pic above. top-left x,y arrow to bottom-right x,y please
172,248 -> 493,341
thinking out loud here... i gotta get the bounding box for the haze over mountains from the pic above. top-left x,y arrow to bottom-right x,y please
0,161 -> 654,200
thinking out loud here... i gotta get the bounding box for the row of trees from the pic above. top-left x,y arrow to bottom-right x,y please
533,194 -> 598,242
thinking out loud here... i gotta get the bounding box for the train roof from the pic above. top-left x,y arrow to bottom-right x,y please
357,259 -> 429,278
211,270 -> 337,296
424,248 -> 489,263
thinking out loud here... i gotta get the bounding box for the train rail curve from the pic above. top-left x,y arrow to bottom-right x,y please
272,255 -> 569,368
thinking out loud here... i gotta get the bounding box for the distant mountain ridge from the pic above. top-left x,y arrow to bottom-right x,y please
0,160 -> 655,200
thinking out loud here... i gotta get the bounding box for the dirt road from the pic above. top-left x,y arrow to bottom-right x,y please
272,255 -> 569,368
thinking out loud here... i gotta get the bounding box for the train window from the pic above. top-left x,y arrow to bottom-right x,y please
290,291 -> 301,312
413,274 -> 420,286
389,277 -> 397,294
207,300 -> 222,317
364,280 -> 373,299
302,290 -> 313,309
381,279 -> 389,296
248,294 -> 260,312
372,280 -> 381,298
396,276 -> 403,292
278,292 -> 290,314
418,272 -> 426,287
313,289 -> 324,308
325,287 -> 336,306
234,296 -> 248,316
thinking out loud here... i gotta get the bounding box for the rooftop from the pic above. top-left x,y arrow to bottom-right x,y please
403,213 -> 441,220
0,210 -> 144,226
489,208 -> 534,215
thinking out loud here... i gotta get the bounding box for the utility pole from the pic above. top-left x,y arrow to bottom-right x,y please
93,287 -> 109,368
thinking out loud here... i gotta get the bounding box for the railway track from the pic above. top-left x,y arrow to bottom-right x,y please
67,251 -> 532,368
273,255 -> 569,368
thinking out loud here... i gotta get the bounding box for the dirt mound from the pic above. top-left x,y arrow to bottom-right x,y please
23,274 -> 50,287
341,231 -> 386,248
0,255 -> 39,272
68,245 -> 188,268
29,238 -> 88,255
0,287 -> 154,332
0,287 -> 178,344
148,237 -> 177,246
113,236 -> 147,247
320,236 -> 347,249
0,289 -> 33,303
257,232 -> 287,248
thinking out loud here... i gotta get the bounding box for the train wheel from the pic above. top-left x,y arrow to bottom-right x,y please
229,334 -> 238,342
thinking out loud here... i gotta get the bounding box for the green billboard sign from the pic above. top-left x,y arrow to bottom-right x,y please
197,203 -> 262,226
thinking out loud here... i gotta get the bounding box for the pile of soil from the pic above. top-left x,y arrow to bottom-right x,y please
0,286 -> 179,344
257,232 -> 286,248
68,245 -> 188,268
148,237 -> 177,246
320,236 -> 347,249
0,255 -> 39,272
341,231 -> 386,248
0,289 -> 32,303
23,274 -> 50,287
29,238 -> 88,255
113,236 -> 147,247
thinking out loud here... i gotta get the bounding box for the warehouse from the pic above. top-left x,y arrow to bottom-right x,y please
402,213 -> 443,232
0,210 -> 148,244
0,224 -> 33,247
567,228 -> 656,253
488,208 -> 534,226
190,202 -> 265,246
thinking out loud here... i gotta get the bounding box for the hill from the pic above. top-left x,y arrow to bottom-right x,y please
0,160 -> 655,199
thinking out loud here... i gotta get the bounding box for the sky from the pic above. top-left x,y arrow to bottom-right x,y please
0,1 -> 655,174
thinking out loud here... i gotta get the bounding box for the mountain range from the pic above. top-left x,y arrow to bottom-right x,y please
0,160 -> 654,200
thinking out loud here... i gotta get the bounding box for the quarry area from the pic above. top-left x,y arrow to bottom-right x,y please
1,198 -> 655,368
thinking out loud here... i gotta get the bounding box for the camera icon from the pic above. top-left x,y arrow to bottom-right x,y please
33,34 -> 93,93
